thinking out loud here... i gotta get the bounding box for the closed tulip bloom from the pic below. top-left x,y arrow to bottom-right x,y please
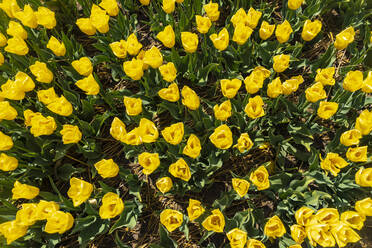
259,21 -> 275,40
30,61 -> 53,83
227,228 -> 247,248
72,57 -> 93,76
275,20 -> 293,43
0,131 -> 13,151
24,109 -> 42,127
126,33 -> 142,55
267,77 -> 283,98
162,122 -> 184,145
355,167 -> 372,187
60,125 -> 82,144
14,72 -> 35,92
213,100 -> 232,121
138,118 -> 159,143
233,23 -> 253,45
355,198 -> 372,216
230,8 -> 247,28
195,15 -> 212,34
138,152 -> 160,175
47,36 -> 66,56
346,146 -> 367,162
331,222 -> 360,247
76,18 -> 96,35
0,52 -> 3,66
253,66 -> 271,78
158,83 -> 180,102
110,117 -> 126,141
204,1 -> 220,21
209,124 -> 233,149
362,71 -> 372,93
157,25 -> 175,48
160,209 -> 183,232
45,211 -> 74,234
169,158 -> 191,181
244,95 -> 265,119
302,20 -> 322,41
75,74 -> 100,95
67,177 -> 93,207
122,127 -> 142,146
7,21 -> 27,39
210,28 -> 229,51
233,133 -> 253,153
124,96 -> 142,116
183,134 -> 201,159
162,0 -> 175,13
109,40 -> 127,58
90,4 -> 110,33
156,177 -> 173,193
123,58 -> 144,80
316,67 -> 335,86
36,200 -> 60,220
343,70 -> 363,92
320,152 -> 348,176
273,54 -> 290,72
0,153 -> 18,171
15,203 -> 38,226
295,206 -> 315,226
159,62 -> 177,82
0,0 -> 20,18
202,209 -> 225,232
0,79 -> 25,100
47,96 -> 73,116
29,114 -> 57,137
0,220 -> 28,245
0,101 -> 17,121
306,224 -> 335,247
341,211 -> 365,230
232,178 -> 250,197
5,36 -> 28,55
35,7 -> 56,29
139,0 -> 150,5
220,79 -> 241,98
143,46 -> 163,68
181,86 -> 200,110
37,88 -> 58,105
246,7 -> 262,29
355,109 -> 372,135
12,181 -> 39,199
187,199 -> 205,221
305,82 -> 327,102
246,239 -> 266,248
340,129 -> 362,146
316,208 -> 339,224
94,158 -> 119,178
282,75 -> 304,95
181,32 -> 198,53
136,50 -> 149,70
99,0 -> 119,16
290,224 -> 306,244
250,165 -> 270,190
264,215 -> 286,238
334,27 -> 355,50
317,101 -> 338,120
100,192 -> 124,219
288,0 -> 304,10
244,71 -> 265,94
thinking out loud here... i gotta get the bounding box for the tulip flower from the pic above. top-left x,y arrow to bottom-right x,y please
143,46 -> 163,69
94,159 -> 119,178
110,117 -> 127,142
202,209 -> 225,232
282,75 -> 303,95
355,198 -> 372,216
246,7 -> 262,29
340,129 -> 362,147
259,21 -> 275,40
99,0 -> 119,16
159,62 -> 177,82
138,152 -> 160,175
67,177 -> 93,207
6,21 -> 27,40
334,27 -> 355,50
169,158 -> 191,181
126,33 -> 143,55
124,96 -> 142,116
343,70 -> 363,92
0,0 -> 20,18
315,67 -> 335,86
362,71 -> 372,93
231,8 -> 247,28
0,131 -> 13,151
317,101 -> 338,119
250,165 -> 270,190
109,40 -> 127,58
227,228 -> 247,248
47,36 -> 66,56
75,74 -> 100,95
320,153 -> 348,176
210,28 -> 229,51
16,203 -> 38,226
203,1 -> 220,21
306,224 -> 335,247
99,192 -> 124,219
275,20 -> 293,43
0,101 -> 17,121
45,211 -> 74,234
12,181 -> 39,200
76,18 -> 96,35
302,20 -> 322,41
355,168 -> 372,187
156,177 -> 173,193
60,125 -> 82,144
0,153 -> 18,171
232,178 -> 250,197
181,86 -> 200,110
90,4 -> 110,33
72,57 -> 93,76
213,100 -> 232,121
162,122 -> 184,145
187,199 -> 205,221
160,209 -> 183,232
305,82 -> 327,102
209,124 -> 233,149
264,215 -> 286,238
273,54 -> 290,72
36,200 -> 60,220
288,0 -> 304,10
355,109 -> 372,135
29,114 -> 57,137
233,133 -> 253,153
233,23 -> 253,45
346,146 -> 367,162
220,79 -> 241,98
246,239 -> 266,248
183,134 -> 202,159
181,32 -> 198,53
158,83 -> 180,102
35,7 -> 56,29
123,58 -> 144,80
195,15 -> 212,34
47,96 -> 73,117
331,222 -> 360,247
157,25 -> 175,48
341,211 -> 366,230
267,77 -> 283,98
30,61 -> 54,83
0,220 -> 28,245
244,95 -> 265,119
5,37 -> 28,55
290,224 -> 306,244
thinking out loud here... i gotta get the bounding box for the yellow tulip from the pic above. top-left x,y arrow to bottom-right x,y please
288,0 -> 304,10
139,0 -> 150,5
317,101 -> 338,119
109,40 -> 127,58
295,206 -> 315,226
195,15 -> 212,34
315,208 -> 339,224
209,124 -> 233,149
157,25 -> 175,48
29,114 -> 57,137
355,197 -> 372,216
76,18 -> 96,35
0,220 -> 28,245
187,199 -> 205,221
202,209 -> 225,232
244,71 -> 265,94
4,36 -> 28,55
264,215 -> 286,238
159,62 -> 177,82
14,71 -> 35,92
203,1 -> 220,21
233,133 -> 253,153
143,46 -> 163,69
0,0 -> 20,18
123,96 -> 142,116
37,88 -> 58,105
340,129 -> 362,147
343,70 -> 363,92
158,83 -> 180,102
181,32 -> 198,53
35,200 -> 60,220
181,85 -> 200,110
15,203 -> 38,226
331,222 -> 360,247
302,20 -> 322,41
320,153 -> 348,177
305,82 -> 327,102
233,23 -> 253,45
90,4 -> 110,33
355,109 -> 372,135
232,178 -> 250,197
138,152 -> 160,175
259,21 -> 275,40
156,177 -> 173,193
306,224 -> 335,247
162,122 -> 184,145
99,0 -> 119,16
275,20 -> 293,43
315,67 -> 335,86
30,61 -> 54,83
183,134 -> 201,159
267,77 -> 283,98
346,146 -> 367,162
35,7 -> 56,29
0,79 -> 25,100
160,209 -> 183,232
246,239 -> 266,248
355,167 -> 372,187
0,51 -> 3,66
0,131 -> 13,151
210,28 -> 229,51
47,36 -> 66,56
341,211 -> 365,230
60,124 -> 82,144
0,101 -> 17,121
282,75 -> 304,95
244,95 -> 265,119
290,224 -> 306,244
127,33 -> 143,55
47,96 -> 73,116
230,8 -> 247,28
6,21 -> 27,39
250,165 -> 270,190
273,54 -> 290,72
334,27 -> 355,50
72,57 -> 93,76
67,177 -> 93,207
213,100 -> 232,121
12,181 -> 39,200
227,228 -> 247,248
122,127 -> 142,145
138,118 -> 159,143
110,117 -> 127,142
362,71 -> 372,93
75,74 -> 100,95
220,79 -> 241,98
246,7 -> 262,29
123,58 -> 144,80
0,153 -> 18,171
162,0 -> 175,14
45,211 -> 74,234
169,158 -> 191,181
99,192 -> 124,219
94,159 -> 119,178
